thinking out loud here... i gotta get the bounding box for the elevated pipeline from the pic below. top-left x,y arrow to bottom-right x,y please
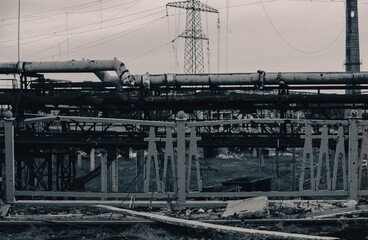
0,59 -> 131,85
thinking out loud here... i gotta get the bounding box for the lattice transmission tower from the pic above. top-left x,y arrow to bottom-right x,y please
167,0 -> 218,74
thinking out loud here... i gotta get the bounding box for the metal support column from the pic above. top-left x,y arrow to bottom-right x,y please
176,111 -> 187,203
136,149 -> 144,192
4,111 -> 15,203
348,112 -> 359,199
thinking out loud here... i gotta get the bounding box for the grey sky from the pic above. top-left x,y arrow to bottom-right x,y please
0,0 -> 367,80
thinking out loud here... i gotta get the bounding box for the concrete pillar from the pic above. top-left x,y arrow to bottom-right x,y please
101,151 -> 108,193
51,153 -> 57,191
176,111 -> 187,203
111,149 -> 119,192
77,152 -> 82,169
4,111 -> 15,203
90,148 -> 95,171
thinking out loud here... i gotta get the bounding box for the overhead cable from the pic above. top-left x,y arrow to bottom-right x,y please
0,6 -> 164,45
259,0 -> 345,54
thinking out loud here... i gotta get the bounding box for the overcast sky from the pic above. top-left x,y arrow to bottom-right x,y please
0,0 -> 367,81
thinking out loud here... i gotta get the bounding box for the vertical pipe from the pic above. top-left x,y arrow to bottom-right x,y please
348,113 -> 359,199
176,111 -> 187,203
5,111 -> 15,203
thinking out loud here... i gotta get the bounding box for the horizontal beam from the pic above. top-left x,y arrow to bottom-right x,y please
187,190 -> 349,198
14,190 -> 173,199
12,199 -> 353,208
187,119 -> 349,127
14,190 -> 349,199
58,116 -> 176,127
23,116 -> 58,124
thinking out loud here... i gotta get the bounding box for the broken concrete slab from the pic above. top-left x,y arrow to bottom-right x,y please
222,196 -> 268,218
0,205 -> 10,218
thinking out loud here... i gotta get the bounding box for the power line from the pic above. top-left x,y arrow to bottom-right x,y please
39,15 -> 166,60
259,0 -> 345,54
218,0 -> 278,9
0,34 -> 56,50
68,15 -> 165,54
127,41 -> 171,63
0,6 -> 164,45
0,0 -> 116,23
23,8 -> 163,59
0,0 -> 136,27
68,0 -> 139,14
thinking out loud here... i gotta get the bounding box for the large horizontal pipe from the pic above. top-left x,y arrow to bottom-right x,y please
0,59 -> 130,84
2,61 -> 368,87
96,71 -> 368,86
138,72 -> 368,86
1,91 -> 368,111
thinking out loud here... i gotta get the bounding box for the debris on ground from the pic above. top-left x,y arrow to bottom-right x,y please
94,204 -> 338,240
222,196 -> 268,218
304,205 -> 368,219
342,200 -> 358,208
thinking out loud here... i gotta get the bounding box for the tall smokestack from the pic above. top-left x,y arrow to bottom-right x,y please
345,0 -> 361,94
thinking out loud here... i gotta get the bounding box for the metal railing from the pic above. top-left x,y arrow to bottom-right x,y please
2,111 -> 361,204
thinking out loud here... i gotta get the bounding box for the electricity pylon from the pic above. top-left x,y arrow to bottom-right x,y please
167,0 -> 218,74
